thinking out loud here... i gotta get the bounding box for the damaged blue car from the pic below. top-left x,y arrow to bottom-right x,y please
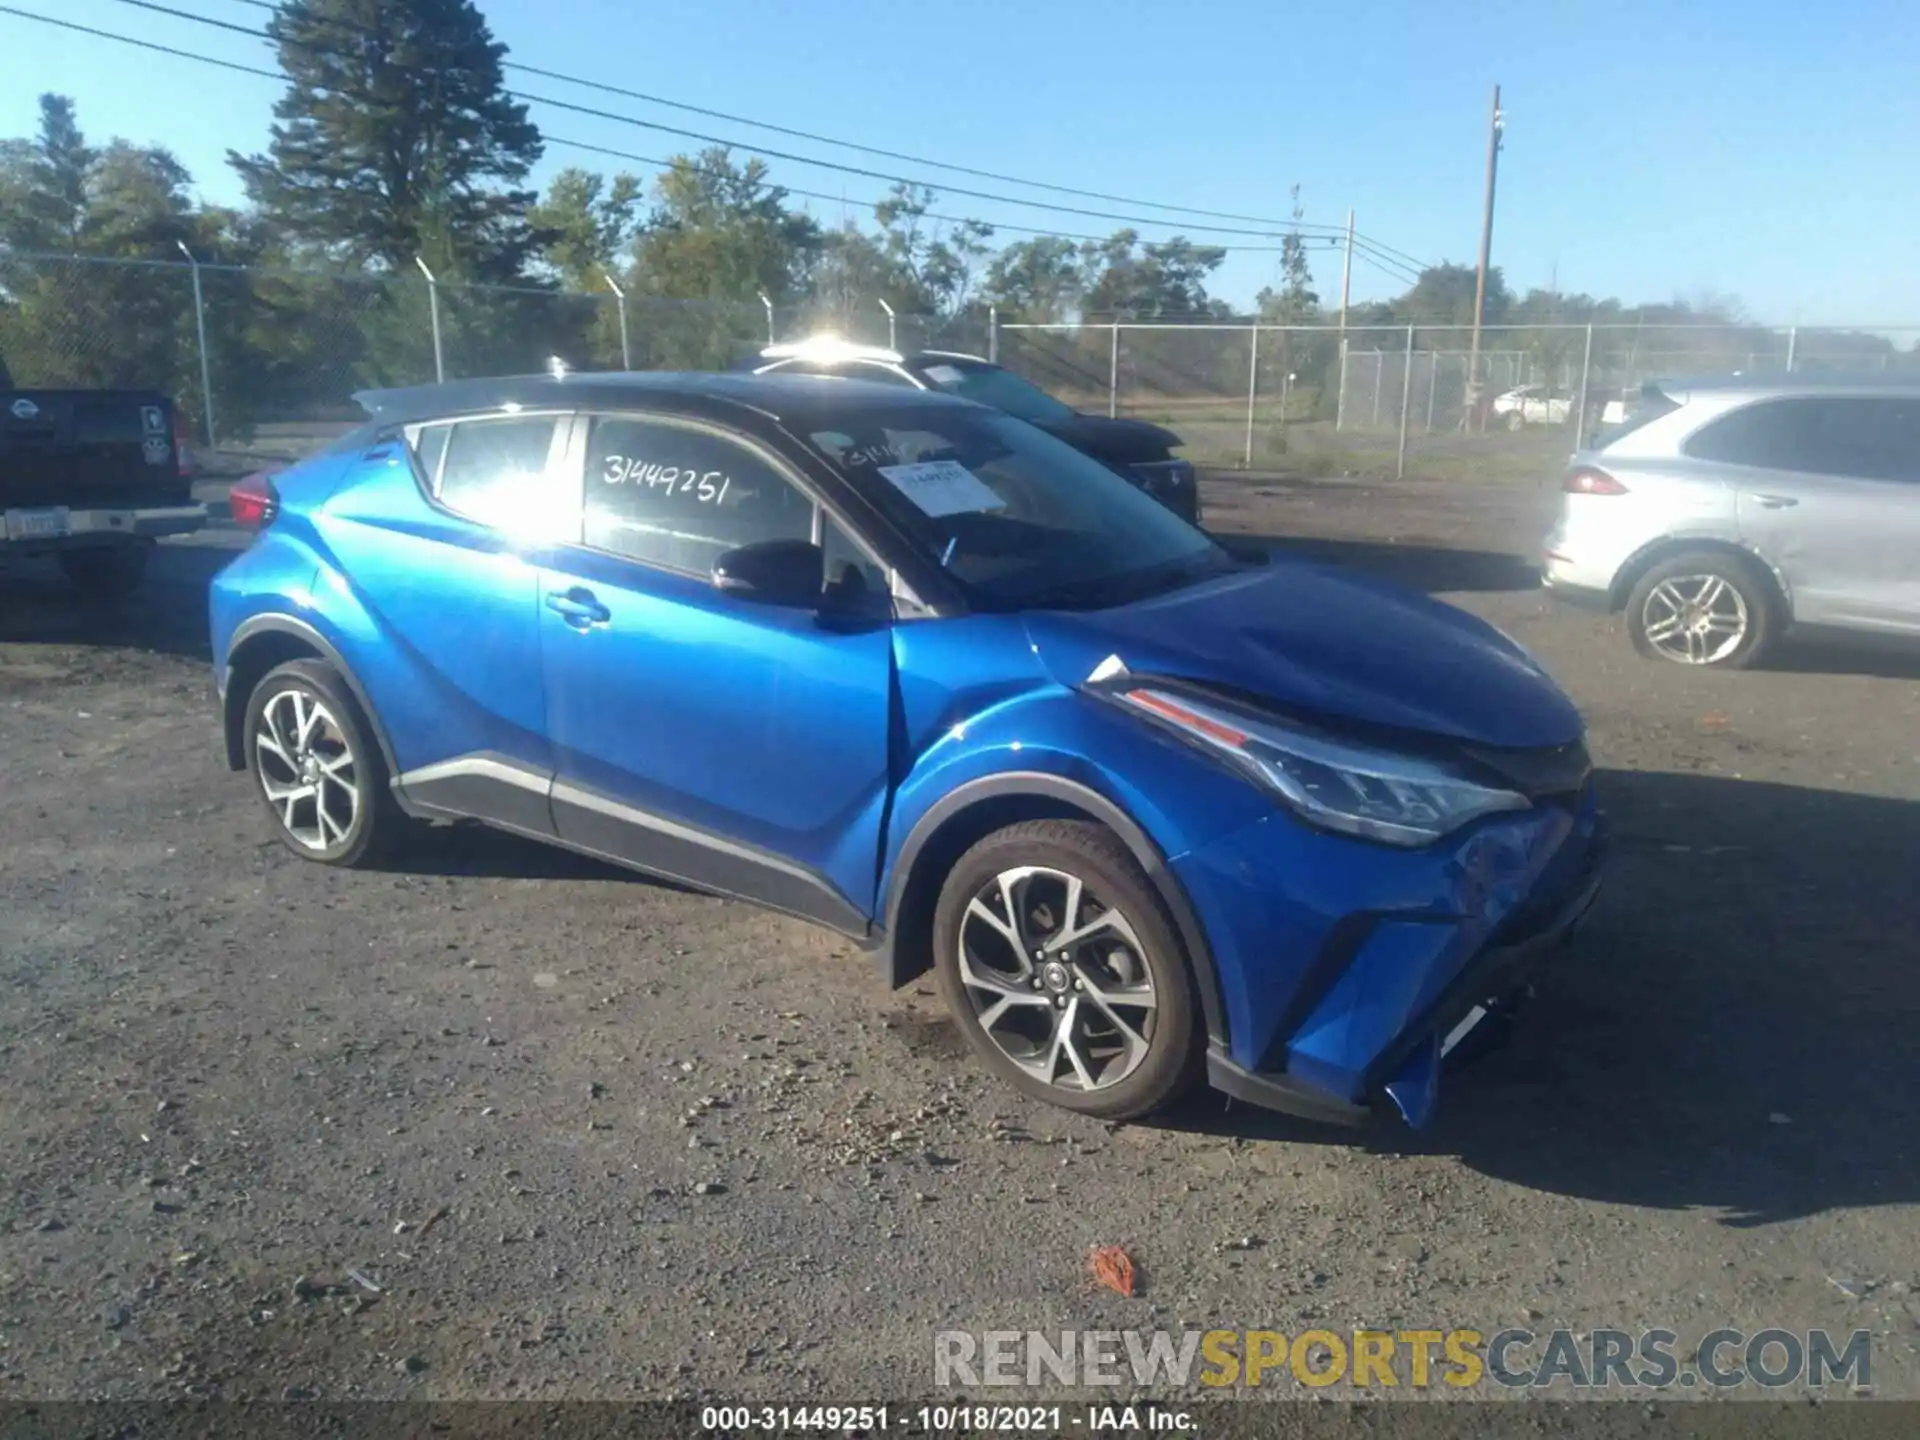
209,370 -> 1603,1129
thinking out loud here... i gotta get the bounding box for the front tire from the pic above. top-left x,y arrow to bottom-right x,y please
932,820 -> 1203,1121
1625,550 -> 1775,668
59,543 -> 150,602
243,659 -> 403,866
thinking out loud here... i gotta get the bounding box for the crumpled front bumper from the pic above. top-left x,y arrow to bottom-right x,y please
1176,784 -> 1606,1129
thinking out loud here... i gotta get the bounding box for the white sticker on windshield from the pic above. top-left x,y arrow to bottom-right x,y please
923,364 -> 965,386
877,459 -> 1005,518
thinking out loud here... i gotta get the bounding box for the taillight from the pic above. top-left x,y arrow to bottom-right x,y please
229,472 -> 278,531
1563,465 -> 1627,496
172,408 -> 197,477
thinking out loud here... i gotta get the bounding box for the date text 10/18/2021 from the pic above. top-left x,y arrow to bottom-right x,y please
700,1405 -> 1194,1433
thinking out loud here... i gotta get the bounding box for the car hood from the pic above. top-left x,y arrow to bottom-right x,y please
1039,413 -> 1183,461
1024,557 -> 1583,749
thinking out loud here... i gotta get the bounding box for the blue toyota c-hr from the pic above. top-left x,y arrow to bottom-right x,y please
210,371 -> 1604,1129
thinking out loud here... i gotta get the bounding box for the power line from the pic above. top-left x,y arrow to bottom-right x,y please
208,0 -> 1371,237
0,4 -> 282,80
1351,247 -> 1421,290
1351,238 -> 1424,284
547,131 -> 1344,252
97,0 -> 1342,241
0,6 -> 1350,259
105,0 -> 1430,259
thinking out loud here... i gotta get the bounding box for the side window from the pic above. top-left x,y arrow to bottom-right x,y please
584,415 -> 817,573
822,515 -> 888,601
1816,398 -> 1920,482
1684,400 -> 1806,469
1688,398 -> 1920,480
436,416 -> 561,529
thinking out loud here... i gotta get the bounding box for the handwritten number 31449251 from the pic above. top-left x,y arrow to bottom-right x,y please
603,455 -> 731,505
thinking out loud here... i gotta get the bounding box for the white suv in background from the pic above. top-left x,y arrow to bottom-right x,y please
1542,376 -> 1920,668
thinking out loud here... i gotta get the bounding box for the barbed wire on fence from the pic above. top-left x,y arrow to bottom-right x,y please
4,250 -> 1916,477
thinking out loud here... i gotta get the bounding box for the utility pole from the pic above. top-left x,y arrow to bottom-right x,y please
1334,209 -> 1354,431
1466,84 -> 1504,433
1337,209 -> 1354,333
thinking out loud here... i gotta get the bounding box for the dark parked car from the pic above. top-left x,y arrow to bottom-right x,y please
745,338 -> 1202,522
1,369 -> 206,599
210,369 -> 1602,1129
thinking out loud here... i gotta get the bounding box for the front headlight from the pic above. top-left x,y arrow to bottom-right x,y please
1113,686 -> 1529,847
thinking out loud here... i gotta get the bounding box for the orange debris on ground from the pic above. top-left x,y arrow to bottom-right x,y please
1088,1244 -> 1137,1297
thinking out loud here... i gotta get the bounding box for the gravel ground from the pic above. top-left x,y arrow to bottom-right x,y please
2,470 -> 1917,1410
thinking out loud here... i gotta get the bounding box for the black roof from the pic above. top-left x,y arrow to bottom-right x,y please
354,369 -> 984,429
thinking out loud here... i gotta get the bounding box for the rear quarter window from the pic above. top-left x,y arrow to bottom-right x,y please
434,415 -> 564,529
1591,385 -> 1680,450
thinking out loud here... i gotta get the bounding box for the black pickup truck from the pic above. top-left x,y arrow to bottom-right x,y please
1,358 -> 208,599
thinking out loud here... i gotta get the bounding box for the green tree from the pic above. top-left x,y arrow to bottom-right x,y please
0,97 -> 252,410
625,148 -> 822,366
1396,261 -> 1510,327
0,94 -> 91,251
230,0 -> 545,280
531,166 -> 643,290
1255,185 -> 1320,323
630,149 -> 821,302
807,222 -> 897,338
1080,231 -> 1227,319
982,236 -> 1086,323
872,183 -> 995,319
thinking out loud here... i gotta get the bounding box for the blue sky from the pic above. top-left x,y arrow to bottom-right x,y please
3,0 -> 1915,323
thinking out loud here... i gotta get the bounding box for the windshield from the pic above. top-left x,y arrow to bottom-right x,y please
804,407 -> 1226,610
912,359 -> 1077,426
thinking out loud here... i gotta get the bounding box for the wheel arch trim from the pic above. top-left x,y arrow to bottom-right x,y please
876,771 -> 1228,1048
1608,534 -> 1793,617
223,614 -> 403,784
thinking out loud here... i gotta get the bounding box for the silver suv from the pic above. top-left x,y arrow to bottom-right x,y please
1542,376 -> 1920,667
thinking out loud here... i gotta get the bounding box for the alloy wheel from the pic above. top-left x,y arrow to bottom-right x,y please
956,865 -> 1157,1092
254,688 -> 360,851
1640,574 -> 1749,664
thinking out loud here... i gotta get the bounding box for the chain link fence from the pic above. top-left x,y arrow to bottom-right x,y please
1002,319 -> 1920,480
5,251 -> 1917,483
0,253 -> 874,452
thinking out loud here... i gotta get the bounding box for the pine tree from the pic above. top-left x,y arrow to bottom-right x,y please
230,0 -> 543,280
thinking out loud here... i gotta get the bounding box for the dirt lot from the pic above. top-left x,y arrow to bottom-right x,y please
2,467 -> 1918,1411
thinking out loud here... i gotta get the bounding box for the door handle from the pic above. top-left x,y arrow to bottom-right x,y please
545,587 -> 611,630
1754,494 -> 1799,509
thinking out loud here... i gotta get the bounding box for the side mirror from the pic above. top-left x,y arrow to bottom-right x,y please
711,538 -> 825,607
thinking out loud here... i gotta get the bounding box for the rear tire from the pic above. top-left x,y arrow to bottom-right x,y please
59,543 -> 150,602
243,659 -> 405,867
1625,550 -> 1776,669
932,819 -> 1203,1121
